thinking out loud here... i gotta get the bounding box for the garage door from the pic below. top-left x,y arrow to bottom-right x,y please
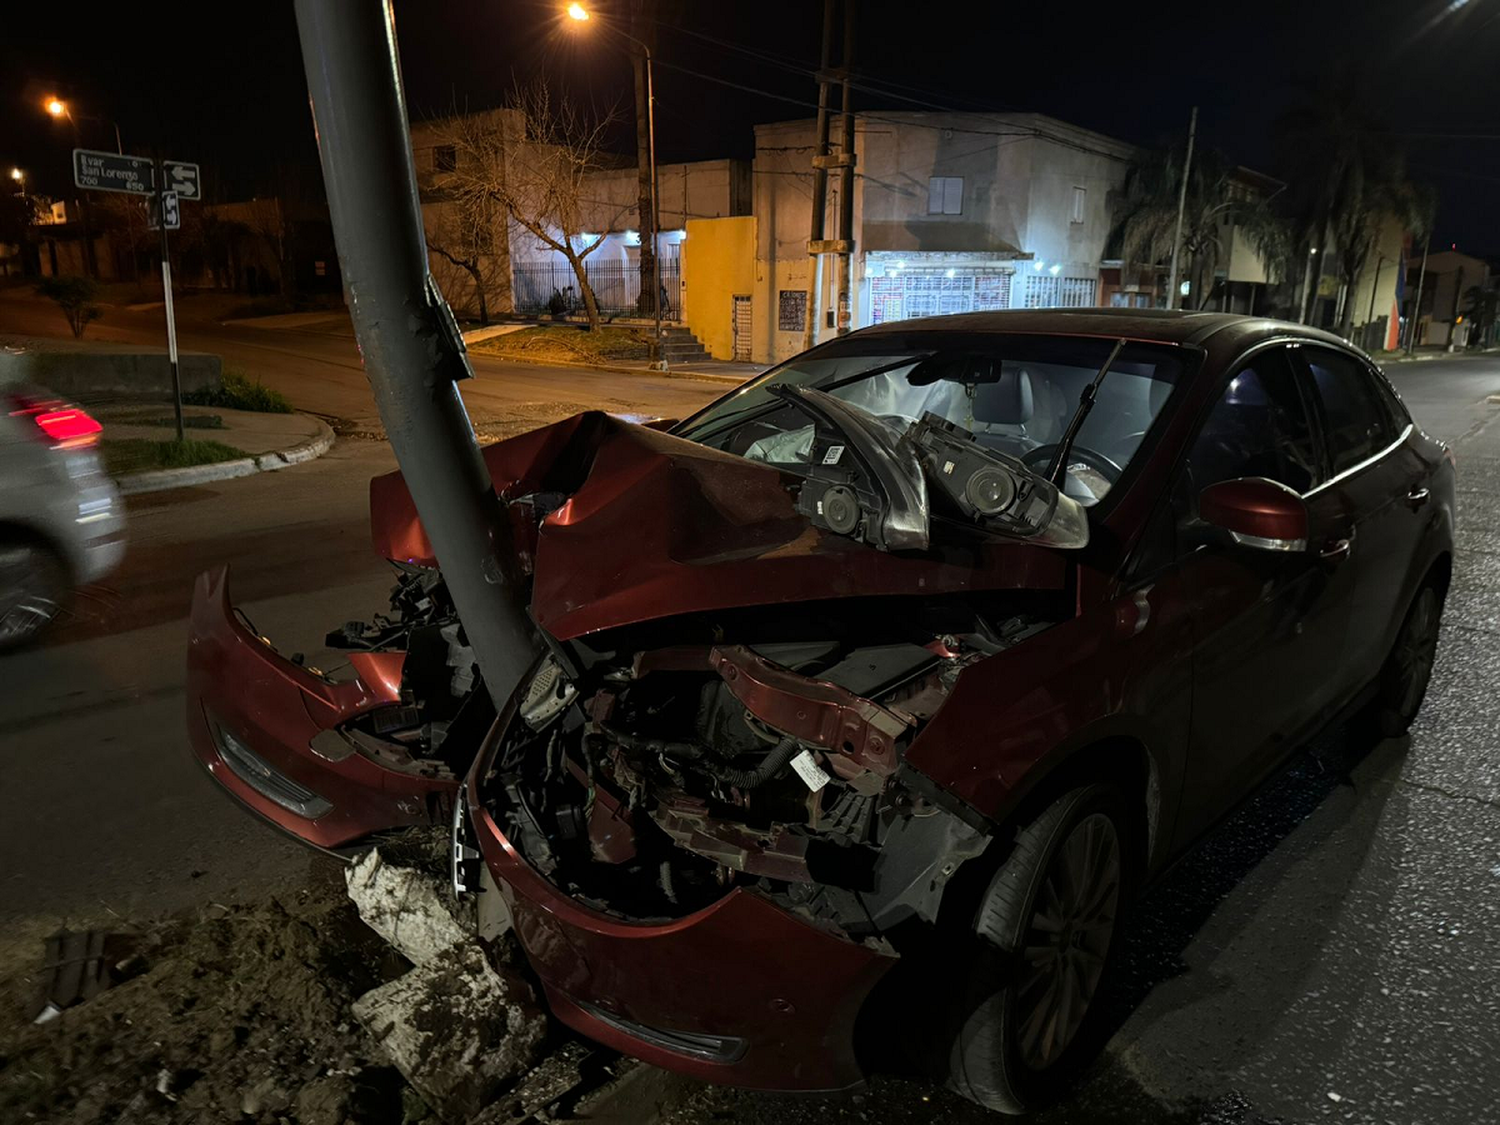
869,267 -> 1013,325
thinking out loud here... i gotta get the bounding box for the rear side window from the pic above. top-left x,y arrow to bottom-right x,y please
1304,348 -> 1396,474
1187,350 -> 1322,496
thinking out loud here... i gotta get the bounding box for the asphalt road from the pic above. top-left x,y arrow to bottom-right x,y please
2,296 -> 1499,1123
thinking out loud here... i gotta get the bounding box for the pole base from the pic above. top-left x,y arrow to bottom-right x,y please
650,360 -> 670,372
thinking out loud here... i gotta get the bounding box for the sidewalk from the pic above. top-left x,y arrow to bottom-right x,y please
1379,344 -> 1500,365
96,404 -> 334,494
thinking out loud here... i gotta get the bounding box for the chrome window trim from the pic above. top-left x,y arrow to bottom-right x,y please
1303,423 -> 1412,499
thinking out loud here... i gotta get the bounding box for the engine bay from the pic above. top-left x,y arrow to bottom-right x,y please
473,597 -> 1058,942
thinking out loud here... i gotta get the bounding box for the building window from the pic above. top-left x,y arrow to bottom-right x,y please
927,176 -> 963,215
1071,186 -> 1087,224
870,266 -> 1012,325
1026,275 -> 1098,308
434,145 -> 457,173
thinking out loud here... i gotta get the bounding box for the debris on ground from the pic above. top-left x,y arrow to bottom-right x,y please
29,929 -> 144,1025
345,847 -> 473,965
354,941 -> 546,1121
0,844 -> 678,1125
0,883 -> 414,1124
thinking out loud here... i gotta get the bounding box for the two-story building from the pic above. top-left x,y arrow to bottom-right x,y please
743,112 -> 1137,364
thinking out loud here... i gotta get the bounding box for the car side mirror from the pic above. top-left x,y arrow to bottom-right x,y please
1198,477 -> 1308,552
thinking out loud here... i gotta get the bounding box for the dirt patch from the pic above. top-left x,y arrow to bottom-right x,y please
468,325 -> 652,366
0,883 -> 419,1125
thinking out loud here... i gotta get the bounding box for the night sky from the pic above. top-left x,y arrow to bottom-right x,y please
3,0 -> 1496,254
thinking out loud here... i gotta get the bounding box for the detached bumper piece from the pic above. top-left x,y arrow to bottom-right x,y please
186,565 -> 459,850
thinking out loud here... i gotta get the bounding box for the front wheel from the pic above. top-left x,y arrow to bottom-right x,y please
0,540 -> 69,651
945,783 -> 1134,1114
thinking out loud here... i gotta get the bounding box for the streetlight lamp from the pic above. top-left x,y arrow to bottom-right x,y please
42,95 -> 123,154
565,4 -> 666,369
9,168 -> 23,190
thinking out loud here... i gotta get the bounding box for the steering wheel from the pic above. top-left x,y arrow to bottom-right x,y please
1021,443 -> 1125,484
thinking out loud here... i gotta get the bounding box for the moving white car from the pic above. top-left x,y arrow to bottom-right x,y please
0,369 -> 126,647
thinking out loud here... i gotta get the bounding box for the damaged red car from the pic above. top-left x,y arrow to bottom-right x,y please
186,310 -> 1453,1114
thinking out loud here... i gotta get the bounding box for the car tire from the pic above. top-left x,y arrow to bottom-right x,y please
945,783 -> 1134,1115
1368,580 -> 1444,739
0,537 -> 70,651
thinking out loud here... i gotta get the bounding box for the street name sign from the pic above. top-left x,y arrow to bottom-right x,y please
72,149 -> 154,195
72,151 -> 201,201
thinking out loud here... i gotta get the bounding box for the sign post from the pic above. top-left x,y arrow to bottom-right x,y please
74,149 -> 196,441
155,159 -> 184,441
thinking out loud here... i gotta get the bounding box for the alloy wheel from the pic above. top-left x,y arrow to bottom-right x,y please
1014,812 -> 1121,1071
0,544 -> 64,646
1394,586 -> 1440,719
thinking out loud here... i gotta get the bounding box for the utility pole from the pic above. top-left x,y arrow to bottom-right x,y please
833,0 -> 856,335
1165,105 -> 1197,311
1364,250 -> 1385,351
628,0 -> 659,359
1406,236 -> 1430,354
293,0 -> 537,713
802,0 -> 836,352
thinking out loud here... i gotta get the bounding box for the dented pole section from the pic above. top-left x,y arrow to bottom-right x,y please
293,0 -> 536,711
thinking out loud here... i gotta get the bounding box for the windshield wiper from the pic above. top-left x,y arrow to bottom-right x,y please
1046,337 -> 1126,486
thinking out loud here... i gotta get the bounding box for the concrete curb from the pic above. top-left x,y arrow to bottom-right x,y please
469,351 -> 755,387
115,416 -> 336,496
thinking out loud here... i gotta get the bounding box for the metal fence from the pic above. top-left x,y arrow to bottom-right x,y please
512,260 -> 681,321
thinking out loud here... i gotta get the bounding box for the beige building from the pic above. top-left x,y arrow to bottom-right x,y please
749,112 -> 1137,365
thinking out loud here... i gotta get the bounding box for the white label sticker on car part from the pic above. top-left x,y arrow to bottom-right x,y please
822,444 -> 845,465
790,749 -> 831,791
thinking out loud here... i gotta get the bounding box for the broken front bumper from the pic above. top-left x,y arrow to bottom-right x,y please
185,566 -> 459,851
464,769 -> 898,1093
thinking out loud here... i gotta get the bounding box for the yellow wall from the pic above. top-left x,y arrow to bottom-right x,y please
681,216 -> 757,360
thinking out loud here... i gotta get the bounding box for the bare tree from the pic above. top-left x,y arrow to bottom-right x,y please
426,194 -> 501,326
439,82 -> 625,331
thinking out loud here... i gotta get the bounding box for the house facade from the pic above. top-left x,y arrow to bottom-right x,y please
745,112 -> 1137,364
1404,248 -> 1491,349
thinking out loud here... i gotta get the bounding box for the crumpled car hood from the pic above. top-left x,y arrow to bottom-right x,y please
370,412 -> 1066,641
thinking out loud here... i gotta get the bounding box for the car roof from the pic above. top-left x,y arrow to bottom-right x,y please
854,308 -> 1362,354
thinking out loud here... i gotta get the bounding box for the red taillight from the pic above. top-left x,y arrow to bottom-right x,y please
35,408 -> 103,446
8,392 -> 102,448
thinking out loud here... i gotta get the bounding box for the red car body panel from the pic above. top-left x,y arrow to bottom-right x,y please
468,776 -> 896,1091
185,566 -> 459,849
370,413 -> 1067,640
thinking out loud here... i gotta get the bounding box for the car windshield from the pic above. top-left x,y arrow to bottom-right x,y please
676,332 -> 1187,507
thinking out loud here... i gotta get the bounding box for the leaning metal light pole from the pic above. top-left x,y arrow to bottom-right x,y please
293,0 -> 537,712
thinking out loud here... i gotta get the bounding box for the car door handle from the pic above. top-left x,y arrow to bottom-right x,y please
1406,486 -> 1430,510
1319,537 -> 1354,562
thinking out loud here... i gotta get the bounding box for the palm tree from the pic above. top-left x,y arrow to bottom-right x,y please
1274,82 -> 1432,333
1111,146 -> 1290,311
1464,283 -> 1500,348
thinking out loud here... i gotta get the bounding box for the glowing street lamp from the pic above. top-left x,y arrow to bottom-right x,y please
566,2 -> 589,20
45,96 -> 67,118
9,168 -> 22,182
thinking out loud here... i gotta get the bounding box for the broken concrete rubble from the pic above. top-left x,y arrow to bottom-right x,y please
353,940 -> 546,1121
345,846 -> 475,964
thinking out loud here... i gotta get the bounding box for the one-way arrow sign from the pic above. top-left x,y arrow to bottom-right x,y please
164,161 -> 200,200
